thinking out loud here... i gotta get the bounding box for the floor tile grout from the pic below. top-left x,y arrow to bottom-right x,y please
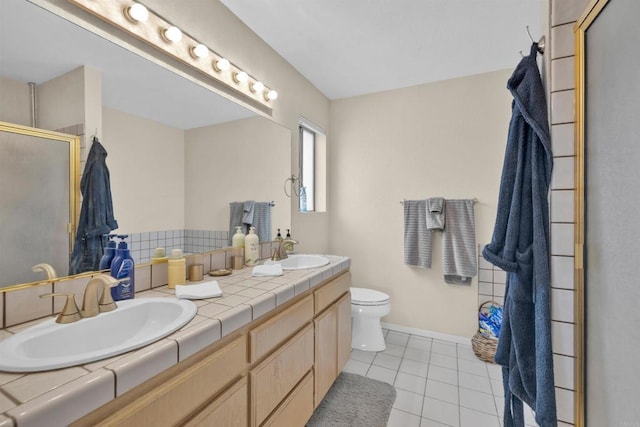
345,329 -> 541,427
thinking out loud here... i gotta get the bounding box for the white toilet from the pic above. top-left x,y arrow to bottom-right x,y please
350,287 -> 391,352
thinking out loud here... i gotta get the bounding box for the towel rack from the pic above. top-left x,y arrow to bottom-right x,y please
229,201 -> 275,206
400,198 -> 479,205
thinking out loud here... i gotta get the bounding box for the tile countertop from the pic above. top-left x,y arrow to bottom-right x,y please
0,255 -> 350,427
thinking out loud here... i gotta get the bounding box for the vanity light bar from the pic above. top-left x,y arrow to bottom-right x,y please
69,0 -> 278,107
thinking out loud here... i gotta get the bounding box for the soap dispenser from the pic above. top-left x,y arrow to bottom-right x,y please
110,235 -> 135,301
284,229 -> 294,254
232,226 -> 245,270
99,234 -> 118,270
244,227 -> 260,266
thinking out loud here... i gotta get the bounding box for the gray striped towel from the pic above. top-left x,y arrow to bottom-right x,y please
404,200 -> 433,268
252,202 -> 272,243
442,199 -> 477,284
426,197 -> 446,230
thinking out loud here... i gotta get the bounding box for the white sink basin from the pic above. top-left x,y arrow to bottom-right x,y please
0,298 -> 197,372
272,254 -> 330,270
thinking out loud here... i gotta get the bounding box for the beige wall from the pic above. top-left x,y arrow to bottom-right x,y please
0,76 -> 31,126
103,107 -> 185,234
123,0 -> 333,253
329,69 -> 513,337
184,116 -> 291,235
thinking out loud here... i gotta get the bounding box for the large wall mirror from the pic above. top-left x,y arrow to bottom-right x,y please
0,0 -> 291,290
575,0 -> 640,425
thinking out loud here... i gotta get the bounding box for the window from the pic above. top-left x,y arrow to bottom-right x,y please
298,120 -> 326,213
299,126 -> 315,212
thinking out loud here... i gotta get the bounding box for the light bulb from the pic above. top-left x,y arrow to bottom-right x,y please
191,44 -> 209,59
234,71 -> 248,83
265,90 -> 278,101
214,58 -> 230,72
125,3 -> 148,22
251,81 -> 264,93
163,26 -> 182,43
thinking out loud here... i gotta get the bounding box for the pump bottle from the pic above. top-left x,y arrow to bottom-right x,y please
244,227 -> 260,266
110,235 -> 135,300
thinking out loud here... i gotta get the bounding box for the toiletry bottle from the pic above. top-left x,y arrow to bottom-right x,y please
300,187 -> 307,212
275,229 -> 283,241
168,249 -> 186,289
284,229 -> 294,254
99,234 -> 117,270
110,235 -> 135,301
244,227 -> 260,266
232,226 -> 245,270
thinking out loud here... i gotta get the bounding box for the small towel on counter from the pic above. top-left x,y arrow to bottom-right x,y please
404,200 -> 433,268
426,197 -> 446,230
252,264 -> 283,277
175,281 -> 223,299
442,199 -> 477,284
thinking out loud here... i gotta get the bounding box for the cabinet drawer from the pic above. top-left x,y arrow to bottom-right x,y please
184,377 -> 248,427
261,371 -> 314,427
250,324 -> 314,426
314,272 -> 350,314
249,295 -> 313,363
89,335 -> 247,427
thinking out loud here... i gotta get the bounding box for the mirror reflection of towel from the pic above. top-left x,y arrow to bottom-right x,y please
426,197 -> 446,230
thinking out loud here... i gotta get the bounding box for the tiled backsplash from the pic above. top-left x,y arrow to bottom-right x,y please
127,229 -> 229,264
0,241 -> 278,329
477,243 -> 506,307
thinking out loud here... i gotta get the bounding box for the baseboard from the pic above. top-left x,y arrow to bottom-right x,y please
381,322 -> 471,345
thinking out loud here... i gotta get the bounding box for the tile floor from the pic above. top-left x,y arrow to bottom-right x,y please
343,329 -> 540,427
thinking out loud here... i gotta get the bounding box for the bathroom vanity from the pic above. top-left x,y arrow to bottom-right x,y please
0,256 -> 351,426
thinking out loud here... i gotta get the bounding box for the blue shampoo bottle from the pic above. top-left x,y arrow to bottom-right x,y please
110,235 -> 135,300
99,234 -> 118,270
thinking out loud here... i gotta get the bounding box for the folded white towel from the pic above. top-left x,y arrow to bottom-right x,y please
252,264 -> 283,277
175,281 -> 223,299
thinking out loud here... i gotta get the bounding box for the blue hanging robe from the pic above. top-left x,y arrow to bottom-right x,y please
482,43 -> 557,427
69,137 -> 118,274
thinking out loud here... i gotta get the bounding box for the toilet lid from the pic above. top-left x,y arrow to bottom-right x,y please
350,287 -> 390,305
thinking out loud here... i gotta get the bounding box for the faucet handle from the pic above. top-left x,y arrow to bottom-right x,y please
40,293 -> 82,324
98,280 -> 120,313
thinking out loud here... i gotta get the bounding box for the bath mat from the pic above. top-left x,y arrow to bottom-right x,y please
306,372 -> 396,427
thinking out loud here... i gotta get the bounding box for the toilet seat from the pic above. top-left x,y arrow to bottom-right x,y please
350,287 -> 390,306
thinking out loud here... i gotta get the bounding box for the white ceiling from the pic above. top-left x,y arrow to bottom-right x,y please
221,0 -> 546,100
1,1 -> 545,129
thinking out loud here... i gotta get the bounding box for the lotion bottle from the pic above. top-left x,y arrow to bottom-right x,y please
232,226 -> 245,269
110,235 -> 135,300
168,249 -> 186,289
244,227 -> 260,266
99,234 -> 117,270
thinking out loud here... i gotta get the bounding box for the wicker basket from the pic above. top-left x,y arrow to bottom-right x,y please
471,301 -> 501,363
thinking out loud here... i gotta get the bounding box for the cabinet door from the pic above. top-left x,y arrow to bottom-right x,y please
336,293 -> 352,373
184,377 -> 248,427
250,324 -> 314,426
314,304 -> 337,407
261,371 -> 314,427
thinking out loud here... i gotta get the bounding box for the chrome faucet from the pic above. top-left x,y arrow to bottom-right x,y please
271,238 -> 299,261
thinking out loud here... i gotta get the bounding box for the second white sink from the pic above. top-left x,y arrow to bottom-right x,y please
0,297 -> 196,372
271,254 -> 330,270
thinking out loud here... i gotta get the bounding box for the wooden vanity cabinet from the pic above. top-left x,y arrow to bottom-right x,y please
313,280 -> 351,406
73,271 -> 351,427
